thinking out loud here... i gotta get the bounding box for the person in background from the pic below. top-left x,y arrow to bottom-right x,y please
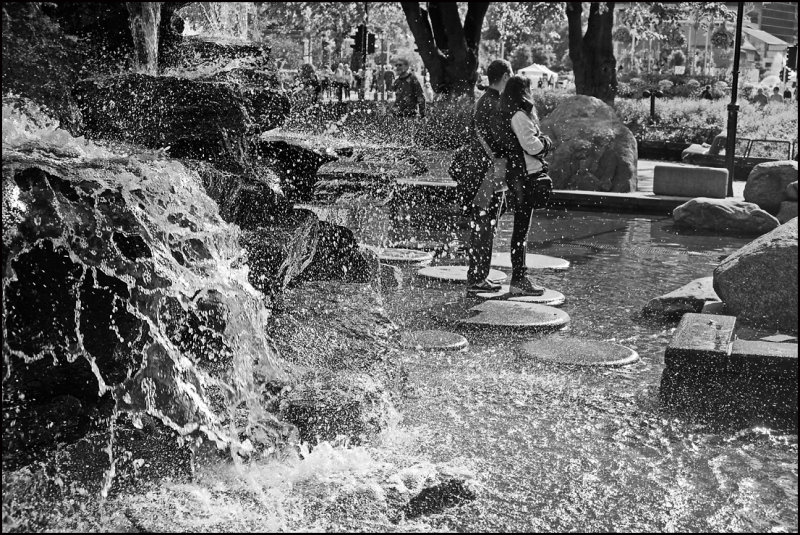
343,64 -> 353,100
783,86 -> 792,100
464,59 -> 513,295
333,63 -> 346,102
491,75 -> 554,296
383,67 -> 395,100
296,63 -> 322,102
390,57 -> 425,118
700,85 -> 713,100
769,86 -> 784,103
752,87 -> 769,107
317,63 -> 333,100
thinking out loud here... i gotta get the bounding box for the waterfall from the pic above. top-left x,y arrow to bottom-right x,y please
127,2 -> 162,75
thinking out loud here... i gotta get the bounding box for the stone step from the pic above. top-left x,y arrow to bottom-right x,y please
521,338 -> 639,367
728,340 -> 798,376
417,265 -> 506,284
400,330 -> 468,351
458,300 -> 569,330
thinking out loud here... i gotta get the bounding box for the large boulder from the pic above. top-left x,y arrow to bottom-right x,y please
673,197 -> 780,235
786,181 -> 798,201
713,218 -> 798,332
540,95 -> 637,192
777,201 -> 798,224
743,161 -> 799,214
2,152 -> 289,472
73,73 -> 289,164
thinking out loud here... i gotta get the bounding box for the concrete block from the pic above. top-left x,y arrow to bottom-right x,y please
663,313 -> 736,367
653,164 -> 729,198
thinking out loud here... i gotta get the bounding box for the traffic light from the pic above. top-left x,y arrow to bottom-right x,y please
367,32 -> 376,54
787,45 -> 798,70
350,24 -> 366,54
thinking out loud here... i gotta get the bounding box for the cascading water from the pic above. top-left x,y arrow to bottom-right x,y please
127,2 -> 161,75
2,95 -> 293,484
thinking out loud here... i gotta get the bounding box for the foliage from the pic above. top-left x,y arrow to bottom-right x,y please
614,97 -> 798,145
710,25 -> 733,49
669,49 -> 685,67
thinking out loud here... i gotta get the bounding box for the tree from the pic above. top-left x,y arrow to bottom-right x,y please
566,2 -> 617,105
400,2 -> 490,99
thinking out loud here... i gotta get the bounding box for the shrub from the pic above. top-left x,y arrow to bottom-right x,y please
658,79 -> 674,92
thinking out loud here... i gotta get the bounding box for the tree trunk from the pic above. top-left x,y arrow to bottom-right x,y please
567,2 -> 617,105
400,2 -> 489,100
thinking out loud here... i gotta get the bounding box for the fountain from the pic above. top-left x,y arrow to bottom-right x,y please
2,3 -> 797,533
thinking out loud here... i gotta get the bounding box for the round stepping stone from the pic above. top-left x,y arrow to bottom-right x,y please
417,265 -> 506,283
377,248 -> 434,265
400,330 -> 468,351
521,338 -> 639,367
490,252 -> 570,270
474,285 -> 566,306
459,301 -> 569,330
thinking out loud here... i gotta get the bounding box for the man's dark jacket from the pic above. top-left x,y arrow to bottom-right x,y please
449,88 -> 501,211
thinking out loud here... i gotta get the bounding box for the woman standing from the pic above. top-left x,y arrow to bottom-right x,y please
492,75 -> 553,296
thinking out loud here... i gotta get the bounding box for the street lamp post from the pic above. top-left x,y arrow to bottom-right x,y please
724,2 -> 744,197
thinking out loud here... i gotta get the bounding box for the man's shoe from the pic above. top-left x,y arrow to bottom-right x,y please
466,279 -> 502,295
509,277 -> 545,296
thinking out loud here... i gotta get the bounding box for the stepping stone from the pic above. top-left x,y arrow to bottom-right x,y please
473,285 -> 565,306
459,301 -> 569,330
521,338 -> 639,367
377,248 -> 434,265
400,330 -> 468,351
490,252 -> 570,271
417,265 -> 506,283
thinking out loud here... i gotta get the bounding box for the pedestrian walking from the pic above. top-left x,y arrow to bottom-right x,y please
390,57 -> 425,118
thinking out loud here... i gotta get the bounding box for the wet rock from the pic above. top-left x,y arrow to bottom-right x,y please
184,159 -> 292,229
743,161 -> 798,214
541,95 -> 637,192
252,136 -> 339,202
643,277 -> 720,318
776,201 -> 798,224
73,73 -> 289,164
279,372 -> 398,446
402,478 -> 476,520
673,198 -> 780,235
786,181 -> 798,201
713,218 -> 798,332
240,209 -> 378,297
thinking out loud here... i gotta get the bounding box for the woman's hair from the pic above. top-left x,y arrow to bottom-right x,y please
499,75 -> 538,122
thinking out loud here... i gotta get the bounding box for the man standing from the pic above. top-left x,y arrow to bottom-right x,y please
769,86 -> 784,103
752,87 -> 769,107
465,59 -> 513,294
391,57 -> 425,118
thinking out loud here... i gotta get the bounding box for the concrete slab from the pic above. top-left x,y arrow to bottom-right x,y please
663,313 -> 736,367
521,338 -> 639,367
729,340 -> 798,376
459,301 -> 570,330
490,252 -> 570,270
653,164 -> 729,198
417,265 -> 506,283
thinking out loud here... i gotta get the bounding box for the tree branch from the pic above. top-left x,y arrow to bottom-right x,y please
400,2 -> 444,78
463,2 -> 490,50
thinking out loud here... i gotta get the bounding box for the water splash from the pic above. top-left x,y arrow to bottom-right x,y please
3,95 -> 290,464
127,3 -> 162,75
